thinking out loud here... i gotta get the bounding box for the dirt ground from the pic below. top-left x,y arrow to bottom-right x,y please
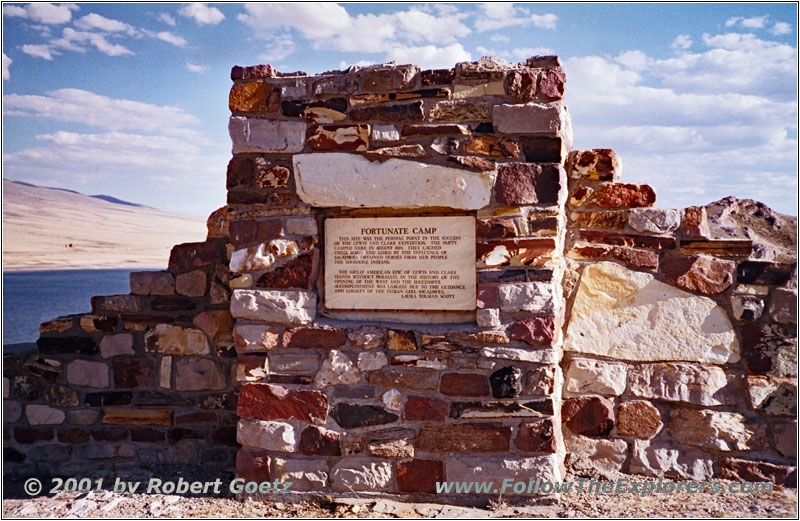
3,472 -> 797,518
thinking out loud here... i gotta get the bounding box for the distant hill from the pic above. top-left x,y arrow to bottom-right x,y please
2,179 -> 209,271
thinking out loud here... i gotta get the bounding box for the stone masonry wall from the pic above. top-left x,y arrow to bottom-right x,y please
560,149 -> 797,487
4,56 -> 796,495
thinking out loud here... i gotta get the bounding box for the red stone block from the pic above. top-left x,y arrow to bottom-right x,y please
131,427 -> 166,442
681,206 -> 711,238
236,450 -> 271,482
397,459 -> 444,493
416,423 -> 511,452
168,242 -> 219,271
91,427 -> 128,442
420,68 -> 455,86
359,64 -> 419,92
589,183 -> 656,209
616,401 -> 663,439
661,255 -> 735,295
308,124 -> 369,152
229,219 -> 284,248
256,251 -> 318,290
611,246 -> 659,270
299,425 -> 341,456
238,383 -> 328,423
495,163 -> 562,206
282,327 -> 347,349
538,69 -> 566,100
515,419 -> 558,453
510,316 -> 557,347
562,397 -> 614,437
112,358 -> 157,388
403,396 -> 448,422
504,70 -> 536,101
476,286 -> 498,309
439,373 -> 490,397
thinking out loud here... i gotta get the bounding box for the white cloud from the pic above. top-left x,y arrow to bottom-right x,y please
385,43 -> 471,70
2,3 -> 78,24
50,27 -> 134,56
185,62 -> 208,73
21,44 -> 58,60
158,12 -> 176,26
772,22 -> 792,35
726,15 -> 770,30
178,3 -> 224,25
530,14 -> 558,30
672,34 -> 692,50
3,53 -> 11,80
74,13 -> 136,35
490,34 -> 510,43
3,88 -> 200,134
156,31 -> 187,47
238,3 -> 471,64
565,35 -> 798,214
741,15 -> 769,29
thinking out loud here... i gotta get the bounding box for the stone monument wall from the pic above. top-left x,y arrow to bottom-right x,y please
4,56 -> 796,493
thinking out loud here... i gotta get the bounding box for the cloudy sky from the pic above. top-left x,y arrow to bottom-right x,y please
3,3 -> 797,216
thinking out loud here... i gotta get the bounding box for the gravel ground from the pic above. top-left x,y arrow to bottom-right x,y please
3,470 -> 797,518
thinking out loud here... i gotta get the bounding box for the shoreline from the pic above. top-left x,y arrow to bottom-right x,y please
3,262 -> 168,273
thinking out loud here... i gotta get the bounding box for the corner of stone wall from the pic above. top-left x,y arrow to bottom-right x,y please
559,148 -> 797,487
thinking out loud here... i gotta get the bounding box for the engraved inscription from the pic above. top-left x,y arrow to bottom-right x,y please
325,216 -> 476,311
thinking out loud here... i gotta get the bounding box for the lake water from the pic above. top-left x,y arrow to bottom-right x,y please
3,269 -> 134,347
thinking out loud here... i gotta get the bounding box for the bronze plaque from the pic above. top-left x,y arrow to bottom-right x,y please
325,216 -> 476,311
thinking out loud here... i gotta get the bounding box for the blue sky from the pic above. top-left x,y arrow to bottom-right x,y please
2,3 -> 798,216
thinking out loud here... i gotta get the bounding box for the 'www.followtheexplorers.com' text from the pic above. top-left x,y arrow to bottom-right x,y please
435,477 -> 775,496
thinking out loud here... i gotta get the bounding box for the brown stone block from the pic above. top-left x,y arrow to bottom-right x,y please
569,183 -> 593,208
308,124 -> 369,152
588,183 -> 656,209
168,241 -> 219,271
720,458 -> 796,488
439,373 -> 490,397
569,149 -> 620,182
226,156 -> 255,190
680,239 -> 754,257
236,450 -> 271,482
176,270 -> 207,298
359,64 -> 419,92
282,327 -> 347,349
404,396 -> 448,421
396,459 -> 443,494
366,144 -> 427,158
102,409 -> 172,426
231,64 -> 287,80
681,206 -> 711,238
36,336 -> 98,356
91,427 -> 128,442
449,399 -> 553,419
193,310 -> 234,339
477,218 -> 517,240
229,82 -> 280,113
570,211 -> 626,230
417,423 -> 511,452
611,246 -> 659,270
14,427 -> 54,444
174,411 -> 217,424
562,397 -> 614,437
85,392 -> 132,407
330,404 -> 398,429
386,330 -> 417,351
299,425 -> 341,456
112,358 -> 157,388
519,136 -> 564,163
448,155 -> 495,171
464,135 -> 520,158
350,101 -> 423,122
616,401 -> 662,439
238,383 -> 328,423
515,419 -> 558,453
366,369 -> 437,390
131,427 -> 166,442
477,238 -> 557,268
495,163 -> 562,206
256,251 -> 318,290
420,68 -> 455,86
229,219 -> 284,248
58,428 -> 91,444
504,70 -> 536,101
428,100 -> 490,122
580,230 -> 675,250
80,315 -> 118,333
661,255 -> 735,295
737,261 -> 795,285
